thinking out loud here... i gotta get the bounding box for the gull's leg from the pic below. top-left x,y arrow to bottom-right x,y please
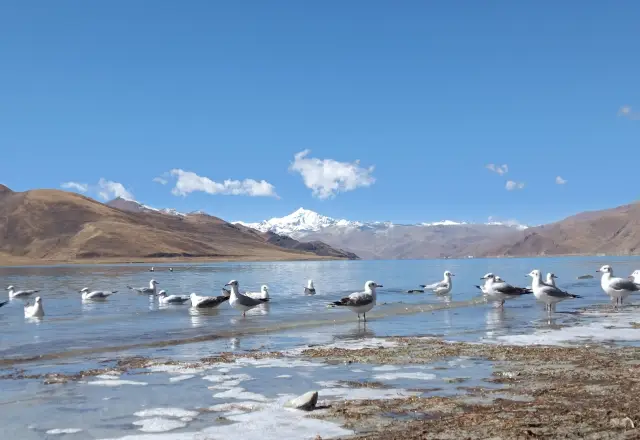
363,313 -> 367,322
499,300 -> 505,308
242,311 -> 246,317
357,314 -> 360,321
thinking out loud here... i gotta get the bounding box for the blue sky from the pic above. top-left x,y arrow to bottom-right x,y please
1,1 -> 639,225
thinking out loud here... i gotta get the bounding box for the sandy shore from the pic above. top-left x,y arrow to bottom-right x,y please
4,335 -> 639,438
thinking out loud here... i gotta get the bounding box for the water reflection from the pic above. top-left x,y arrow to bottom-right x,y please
189,307 -> 221,327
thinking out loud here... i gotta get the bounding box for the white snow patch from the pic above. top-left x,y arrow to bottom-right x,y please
276,374 -> 292,379
373,372 -> 436,381
134,408 -> 198,419
212,387 -> 269,402
234,357 -> 324,369
202,373 -> 252,383
45,428 -> 83,435
88,379 -> 148,387
372,365 -> 400,371
317,381 -> 421,400
133,418 -> 187,433
148,365 -> 207,375
169,375 -> 195,383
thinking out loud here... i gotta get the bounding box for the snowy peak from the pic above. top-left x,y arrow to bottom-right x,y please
106,197 -> 187,217
234,208 -> 528,237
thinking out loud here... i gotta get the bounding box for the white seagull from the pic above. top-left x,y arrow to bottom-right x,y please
24,297 -> 44,318
7,285 -> 40,299
480,274 -> 531,307
246,285 -> 269,300
329,280 -> 382,322
225,280 -> 269,316
630,270 -> 640,284
545,273 -> 558,287
127,280 -> 158,294
597,265 -> 639,307
80,288 -> 116,300
149,267 -> 155,272
475,273 -> 498,295
528,269 -> 581,312
304,279 -> 316,295
189,292 -> 230,309
420,271 -> 454,295
157,290 -> 189,305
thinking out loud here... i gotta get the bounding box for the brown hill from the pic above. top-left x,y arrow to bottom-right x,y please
0,186 -> 349,263
479,202 -> 640,257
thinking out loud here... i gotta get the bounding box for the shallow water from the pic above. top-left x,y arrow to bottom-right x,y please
1,256 -> 640,438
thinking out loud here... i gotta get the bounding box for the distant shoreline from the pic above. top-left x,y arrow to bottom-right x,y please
0,254 -> 345,267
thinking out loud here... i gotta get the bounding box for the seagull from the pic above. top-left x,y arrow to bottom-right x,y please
474,273 -> 497,295
80,288 -> 116,300
169,267 -> 173,272
127,280 -> 158,294
189,292 -> 230,308
481,274 -> 532,307
420,271 -> 454,295
225,280 -> 269,317
304,279 -> 316,295
546,273 -> 559,287
157,290 -> 189,305
246,285 -> 269,300
6,285 -> 40,299
528,269 -> 581,312
329,280 -> 382,322
150,267 -> 155,272
597,265 -> 639,307
24,297 -> 44,318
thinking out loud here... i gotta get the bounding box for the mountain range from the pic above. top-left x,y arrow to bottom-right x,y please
235,204 -> 640,259
0,186 -> 356,264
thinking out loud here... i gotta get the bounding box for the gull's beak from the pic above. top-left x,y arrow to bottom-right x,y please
480,277 -> 486,280
553,275 -> 558,279
450,274 -> 455,277
376,284 -> 383,288
596,270 -> 601,273
224,283 -> 230,286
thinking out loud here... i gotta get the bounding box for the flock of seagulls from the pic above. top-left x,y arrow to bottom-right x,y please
4,263 -> 640,321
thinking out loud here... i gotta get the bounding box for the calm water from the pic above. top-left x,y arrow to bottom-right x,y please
1,257 -> 640,439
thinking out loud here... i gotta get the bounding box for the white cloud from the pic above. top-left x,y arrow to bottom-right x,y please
97,178 -> 134,201
169,169 -> 278,198
289,149 -> 375,199
505,180 -> 525,191
61,182 -> 89,193
486,164 -> 508,175
618,105 -> 640,120
153,177 -> 168,185
555,176 -> 567,185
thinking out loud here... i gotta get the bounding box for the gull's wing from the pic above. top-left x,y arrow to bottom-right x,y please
420,281 -> 445,290
493,282 -> 532,296
610,277 -> 640,292
331,291 -> 373,307
304,287 -> 316,295
540,285 -> 581,299
236,291 -> 268,307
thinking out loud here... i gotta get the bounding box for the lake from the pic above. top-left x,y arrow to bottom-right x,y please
1,256 -> 639,439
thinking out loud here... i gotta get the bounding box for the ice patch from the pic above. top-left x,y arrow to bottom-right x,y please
495,311 -> 640,346
276,374 -> 292,378
134,408 -> 198,419
148,364 -> 207,375
98,397 -> 353,440
212,387 -> 269,402
45,428 -> 83,435
169,375 -> 195,383
202,373 -> 252,383
234,357 -> 324,369
88,379 -> 148,387
289,338 -> 398,355
373,372 -> 436,381
372,365 -> 400,371
96,374 -> 121,380
133,418 -> 187,433
317,381 -> 420,400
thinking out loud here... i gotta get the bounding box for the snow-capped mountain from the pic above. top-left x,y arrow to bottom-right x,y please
234,208 -> 527,238
234,208 -> 528,259
106,197 -> 188,217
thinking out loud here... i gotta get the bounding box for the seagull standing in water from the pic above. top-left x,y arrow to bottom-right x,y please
546,273 -> 559,287
329,280 -> 382,322
475,273 -> 497,295
80,288 -> 116,300
6,285 -> 40,299
24,297 -> 44,318
480,274 -> 531,307
127,280 -> 158,294
304,280 -> 316,295
245,285 -> 269,300
597,265 -> 639,308
225,280 -> 269,317
528,269 -> 581,312
420,271 -> 454,295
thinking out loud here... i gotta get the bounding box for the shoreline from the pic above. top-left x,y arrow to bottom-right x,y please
0,253 -> 346,267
